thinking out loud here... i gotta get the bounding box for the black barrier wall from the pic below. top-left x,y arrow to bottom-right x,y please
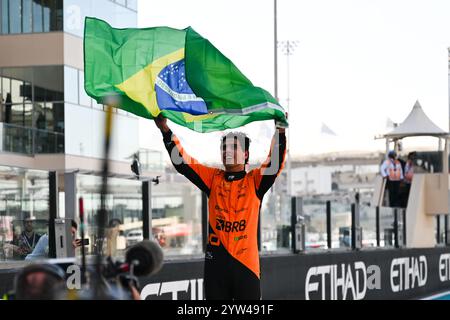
1,248 -> 450,300
137,248 -> 450,300
262,248 -> 450,300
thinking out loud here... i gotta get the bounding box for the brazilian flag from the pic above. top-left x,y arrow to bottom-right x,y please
84,17 -> 288,132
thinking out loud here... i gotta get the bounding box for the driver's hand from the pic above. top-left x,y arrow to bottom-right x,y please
154,114 -> 169,133
275,118 -> 287,133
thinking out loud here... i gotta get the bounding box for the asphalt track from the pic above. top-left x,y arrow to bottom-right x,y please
422,291 -> 450,300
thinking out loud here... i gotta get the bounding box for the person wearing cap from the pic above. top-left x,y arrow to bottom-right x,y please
380,150 -> 404,207
26,220 -> 81,261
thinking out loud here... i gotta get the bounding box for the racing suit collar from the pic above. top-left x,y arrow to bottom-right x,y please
224,170 -> 246,181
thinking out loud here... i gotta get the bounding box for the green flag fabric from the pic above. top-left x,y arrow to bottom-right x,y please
84,17 -> 288,132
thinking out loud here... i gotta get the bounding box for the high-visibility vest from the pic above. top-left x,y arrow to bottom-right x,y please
384,159 -> 403,181
404,161 -> 414,183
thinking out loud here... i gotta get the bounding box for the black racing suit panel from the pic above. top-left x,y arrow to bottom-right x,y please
162,129 -> 286,300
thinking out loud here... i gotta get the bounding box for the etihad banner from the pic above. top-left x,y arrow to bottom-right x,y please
136,248 -> 450,300
1,248 -> 449,300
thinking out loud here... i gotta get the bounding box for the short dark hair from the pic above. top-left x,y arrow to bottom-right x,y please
221,132 -> 251,164
388,150 -> 397,159
71,220 -> 78,230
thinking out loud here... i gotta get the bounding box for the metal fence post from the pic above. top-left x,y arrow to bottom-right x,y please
402,208 -> 406,247
394,208 -> 399,248
352,193 -> 362,250
326,201 -> 331,249
142,181 -> 152,240
291,197 -> 297,252
291,197 -> 305,253
437,215 -> 441,244
48,171 -> 58,258
376,206 -> 380,247
445,215 -> 448,246
351,203 -> 356,250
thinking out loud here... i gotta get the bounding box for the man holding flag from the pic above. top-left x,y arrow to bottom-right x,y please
84,17 -> 288,299
154,115 -> 286,299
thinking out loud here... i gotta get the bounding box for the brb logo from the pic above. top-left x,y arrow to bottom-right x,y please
216,218 -> 247,233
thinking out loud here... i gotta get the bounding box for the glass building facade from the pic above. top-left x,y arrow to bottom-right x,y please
62,0 -> 139,161
0,66 -> 64,154
75,174 -> 143,259
64,0 -> 137,38
151,178 -> 203,257
0,165 -> 49,261
73,173 -> 203,259
0,0 -> 138,158
0,0 -> 144,263
0,0 -> 63,34
0,0 -> 137,35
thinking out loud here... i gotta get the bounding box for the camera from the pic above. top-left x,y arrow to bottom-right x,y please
76,238 -> 90,246
131,153 -> 141,178
11,240 -> 163,300
84,240 -> 163,299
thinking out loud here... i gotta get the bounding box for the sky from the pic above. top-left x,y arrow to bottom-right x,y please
137,0 -> 450,163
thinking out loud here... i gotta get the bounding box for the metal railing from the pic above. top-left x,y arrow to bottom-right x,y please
0,122 -> 64,155
136,149 -> 164,172
291,195 -> 407,252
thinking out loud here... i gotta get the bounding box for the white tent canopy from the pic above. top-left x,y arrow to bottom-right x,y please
383,100 -> 448,139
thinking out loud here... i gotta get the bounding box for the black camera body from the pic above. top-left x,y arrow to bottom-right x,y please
131,154 -> 141,177
10,240 -> 163,300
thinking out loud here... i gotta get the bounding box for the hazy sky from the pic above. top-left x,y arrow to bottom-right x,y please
137,0 -> 450,163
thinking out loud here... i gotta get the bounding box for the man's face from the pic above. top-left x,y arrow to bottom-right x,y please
221,138 -> 247,167
24,220 -> 34,233
71,227 -> 77,240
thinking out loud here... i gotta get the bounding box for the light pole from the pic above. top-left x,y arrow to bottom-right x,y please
274,0 -> 278,101
278,40 -> 299,197
448,47 -> 450,133
279,40 -> 299,114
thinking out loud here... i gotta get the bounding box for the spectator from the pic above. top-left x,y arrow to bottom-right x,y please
26,220 -> 81,260
380,150 -> 404,207
11,217 -> 41,260
400,152 -> 416,208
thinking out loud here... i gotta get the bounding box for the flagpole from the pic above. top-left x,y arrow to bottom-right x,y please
287,42 -> 291,197
274,0 -> 278,101
279,40 -> 299,197
274,1 -> 293,198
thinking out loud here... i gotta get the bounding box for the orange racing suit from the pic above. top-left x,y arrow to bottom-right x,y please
162,129 -> 286,299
